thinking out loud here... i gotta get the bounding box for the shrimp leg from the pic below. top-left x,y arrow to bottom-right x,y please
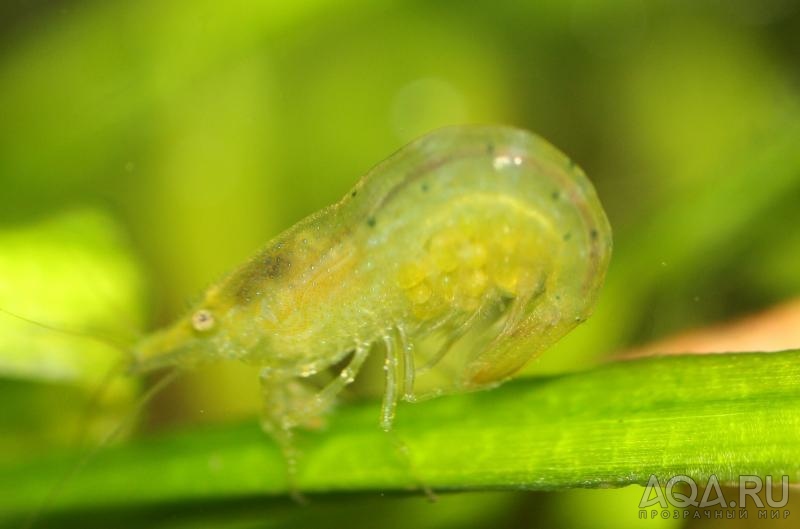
259,344 -> 369,499
381,333 -> 400,431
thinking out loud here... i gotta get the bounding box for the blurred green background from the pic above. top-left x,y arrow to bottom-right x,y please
1,0 -> 799,528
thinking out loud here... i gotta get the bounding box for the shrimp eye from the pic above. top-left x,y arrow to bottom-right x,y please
191,309 -> 215,332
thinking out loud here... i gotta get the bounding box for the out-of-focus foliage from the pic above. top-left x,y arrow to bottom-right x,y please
1,0 -> 799,528
0,210 -> 143,459
0,210 -> 143,383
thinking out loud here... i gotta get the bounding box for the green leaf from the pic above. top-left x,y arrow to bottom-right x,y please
2,350 -> 798,526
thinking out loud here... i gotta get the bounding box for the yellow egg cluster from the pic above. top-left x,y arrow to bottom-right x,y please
397,220 -> 537,321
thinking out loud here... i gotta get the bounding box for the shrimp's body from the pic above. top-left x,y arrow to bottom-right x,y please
133,125 -> 611,441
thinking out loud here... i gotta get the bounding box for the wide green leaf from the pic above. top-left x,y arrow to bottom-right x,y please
2,350 -> 797,527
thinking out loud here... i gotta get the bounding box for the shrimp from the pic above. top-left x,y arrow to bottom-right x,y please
130,124 -> 612,466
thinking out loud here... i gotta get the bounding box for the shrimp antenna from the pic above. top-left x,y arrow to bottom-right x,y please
0,306 -> 137,357
23,367 -> 184,529
0,306 -> 142,444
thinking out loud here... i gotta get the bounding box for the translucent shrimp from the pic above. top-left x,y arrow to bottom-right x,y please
131,125 -> 612,462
